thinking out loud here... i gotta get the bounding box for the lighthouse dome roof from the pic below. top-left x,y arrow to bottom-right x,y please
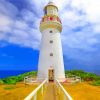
44,2 -> 58,11
48,2 -> 55,6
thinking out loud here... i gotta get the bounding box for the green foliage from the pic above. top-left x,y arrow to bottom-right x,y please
0,79 -> 4,85
65,70 -> 100,86
4,86 -> 15,90
94,76 -> 100,81
65,70 -> 85,77
91,80 -> 100,86
3,76 -> 17,85
1,71 -> 37,85
82,73 -> 97,81
65,70 -> 98,80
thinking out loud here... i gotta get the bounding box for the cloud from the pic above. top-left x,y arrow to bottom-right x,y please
0,0 -> 100,69
60,0 -> 100,53
0,0 -> 41,49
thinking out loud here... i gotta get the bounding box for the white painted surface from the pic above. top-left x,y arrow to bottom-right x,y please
38,28 -> 65,80
55,79 -> 73,100
24,79 -> 47,100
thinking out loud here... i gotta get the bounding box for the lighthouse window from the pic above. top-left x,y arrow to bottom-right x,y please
50,30 -> 53,33
44,8 -> 47,15
50,40 -> 53,43
50,53 -> 53,56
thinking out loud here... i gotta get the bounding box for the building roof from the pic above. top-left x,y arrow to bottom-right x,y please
48,2 -> 55,6
44,2 -> 58,11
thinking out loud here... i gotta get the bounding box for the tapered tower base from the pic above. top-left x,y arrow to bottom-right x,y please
38,28 -> 65,80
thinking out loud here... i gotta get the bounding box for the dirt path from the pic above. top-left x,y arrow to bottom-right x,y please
62,82 -> 100,100
44,83 -> 59,100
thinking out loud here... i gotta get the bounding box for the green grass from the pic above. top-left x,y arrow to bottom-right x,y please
65,70 -> 100,86
0,70 -> 100,86
0,71 -> 37,85
91,80 -> 100,86
4,86 -> 15,90
0,79 -> 4,85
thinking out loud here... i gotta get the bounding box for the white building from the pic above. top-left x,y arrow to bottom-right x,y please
38,2 -> 65,81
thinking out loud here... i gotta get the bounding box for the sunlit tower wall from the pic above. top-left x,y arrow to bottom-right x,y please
38,2 -> 65,80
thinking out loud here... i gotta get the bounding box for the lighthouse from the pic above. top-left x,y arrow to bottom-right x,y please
38,2 -> 65,81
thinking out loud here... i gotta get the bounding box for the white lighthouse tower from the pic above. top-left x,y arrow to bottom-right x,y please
38,2 -> 65,81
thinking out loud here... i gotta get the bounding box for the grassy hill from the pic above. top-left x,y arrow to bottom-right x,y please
0,70 -> 100,86
0,71 -> 37,85
65,70 -> 100,86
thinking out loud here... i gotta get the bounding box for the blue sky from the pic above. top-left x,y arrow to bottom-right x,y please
0,0 -> 100,72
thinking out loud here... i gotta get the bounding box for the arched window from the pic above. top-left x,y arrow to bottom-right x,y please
44,8 -> 47,15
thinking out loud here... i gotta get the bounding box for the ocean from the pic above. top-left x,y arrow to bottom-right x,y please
0,70 -> 32,79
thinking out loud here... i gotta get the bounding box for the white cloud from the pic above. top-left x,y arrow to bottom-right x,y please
0,15 -> 11,26
21,9 -> 37,22
0,0 -> 100,69
0,14 -> 13,32
14,20 -> 28,30
0,0 -> 100,53
54,0 -> 70,10
0,0 -> 41,49
59,0 -> 100,54
93,24 -> 100,33
0,0 -> 18,17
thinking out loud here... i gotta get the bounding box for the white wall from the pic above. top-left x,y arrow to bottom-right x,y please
38,28 -> 65,80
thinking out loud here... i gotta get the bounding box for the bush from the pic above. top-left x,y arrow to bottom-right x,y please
65,70 -> 99,81
2,71 -> 37,84
94,76 -> 100,81
0,79 -> 4,85
91,80 -> 100,86
82,73 -> 97,81
3,77 -> 17,85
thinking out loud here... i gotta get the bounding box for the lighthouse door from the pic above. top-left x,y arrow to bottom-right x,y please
48,68 -> 54,82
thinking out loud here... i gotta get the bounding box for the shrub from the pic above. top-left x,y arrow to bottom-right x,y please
65,70 -> 99,82
0,79 -> 4,85
3,77 -> 17,85
2,71 -> 37,84
82,73 -> 97,81
91,80 -> 100,86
